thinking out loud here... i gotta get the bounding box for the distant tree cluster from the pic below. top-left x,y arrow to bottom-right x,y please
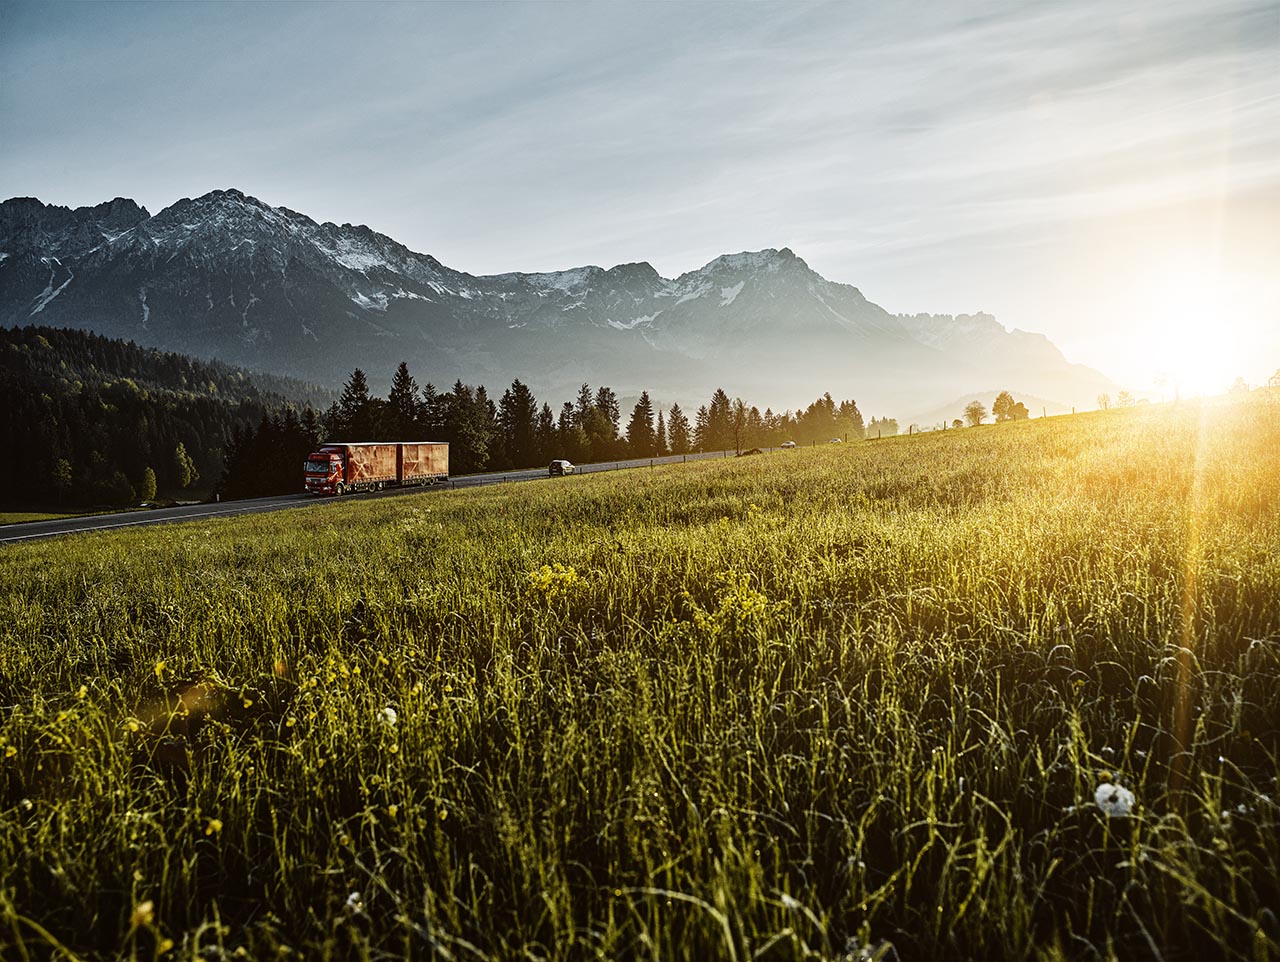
962,391 -> 1030,427
992,391 -> 1030,422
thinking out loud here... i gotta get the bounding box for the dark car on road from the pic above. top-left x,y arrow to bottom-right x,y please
549,459 -> 576,476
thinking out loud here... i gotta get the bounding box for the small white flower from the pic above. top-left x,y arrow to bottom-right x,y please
344,891 -> 364,915
1095,782 -> 1135,817
379,706 -> 398,727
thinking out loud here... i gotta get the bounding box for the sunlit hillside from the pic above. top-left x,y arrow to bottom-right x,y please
2,395 -> 1278,961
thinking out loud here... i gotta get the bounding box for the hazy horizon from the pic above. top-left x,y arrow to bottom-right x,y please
3,0 -> 1278,393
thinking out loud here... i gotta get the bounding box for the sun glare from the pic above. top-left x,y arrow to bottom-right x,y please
1125,257 -> 1261,398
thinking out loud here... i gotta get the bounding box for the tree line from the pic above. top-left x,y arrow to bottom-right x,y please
6,323 -> 918,507
218,362 -> 889,498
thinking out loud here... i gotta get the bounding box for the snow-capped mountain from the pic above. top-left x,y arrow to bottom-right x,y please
0,189 -> 1115,413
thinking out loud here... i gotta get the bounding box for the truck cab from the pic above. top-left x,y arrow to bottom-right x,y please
304,447 -> 346,495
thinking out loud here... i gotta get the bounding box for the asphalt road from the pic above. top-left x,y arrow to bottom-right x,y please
0,448 -> 773,546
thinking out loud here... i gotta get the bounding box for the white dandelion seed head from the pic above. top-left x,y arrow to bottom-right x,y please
379,706 -> 398,727
1094,782 -> 1135,817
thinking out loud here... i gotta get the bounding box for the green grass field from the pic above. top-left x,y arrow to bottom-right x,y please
0,511 -> 83,526
2,397 -> 1278,961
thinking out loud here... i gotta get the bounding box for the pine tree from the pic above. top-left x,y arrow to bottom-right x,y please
558,402 -> 587,462
694,404 -> 711,451
625,391 -> 656,456
731,398 -> 748,454
498,379 -> 539,468
706,389 -> 732,451
594,386 -> 621,439
746,406 -> 764,448
446,381 -> 490,474
337,369 -> 371,438
300,407 -> 321,449
838,399 -> 865,439
420,383 -> 447,437
388,362 -> 420,439
668,403 -> 692,454
536,403 -> 556,464
575,384 -> 594,426
655,410 -> 668,456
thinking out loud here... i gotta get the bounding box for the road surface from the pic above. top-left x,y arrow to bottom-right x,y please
0,448 -> 773,546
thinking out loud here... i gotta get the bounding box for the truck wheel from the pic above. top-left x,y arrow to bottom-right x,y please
335,483 -> 346,496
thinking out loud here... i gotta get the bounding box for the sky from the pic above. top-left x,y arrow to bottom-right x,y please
2,0 -> 1278,393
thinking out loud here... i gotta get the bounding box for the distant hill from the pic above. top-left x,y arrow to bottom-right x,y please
0,326 -> 330,507
0,189 -> 1117,415
2,324 -> 333,409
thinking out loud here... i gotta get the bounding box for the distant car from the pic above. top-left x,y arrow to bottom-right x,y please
829,437 -> 843,444
780,441 -> 797,449
548,459 -> 576,476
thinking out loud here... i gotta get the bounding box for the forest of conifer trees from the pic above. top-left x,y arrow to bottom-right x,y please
218,362 -> 877,498
4,325 -> 891,507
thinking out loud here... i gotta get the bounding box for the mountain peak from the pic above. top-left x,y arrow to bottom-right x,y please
698,248 -> 803,276
605,261 -> 660,281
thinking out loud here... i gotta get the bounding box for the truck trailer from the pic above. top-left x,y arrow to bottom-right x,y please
304,441 -> 449,495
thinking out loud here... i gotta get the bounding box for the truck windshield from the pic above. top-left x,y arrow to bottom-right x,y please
304,460 -> 333,473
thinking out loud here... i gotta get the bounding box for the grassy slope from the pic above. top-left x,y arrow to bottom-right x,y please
1,398 -> 1278,961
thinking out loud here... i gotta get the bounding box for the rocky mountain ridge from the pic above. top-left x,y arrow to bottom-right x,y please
0,188 -> 1115,415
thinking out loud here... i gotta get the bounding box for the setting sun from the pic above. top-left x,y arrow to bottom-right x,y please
1119,254 -> 1271,398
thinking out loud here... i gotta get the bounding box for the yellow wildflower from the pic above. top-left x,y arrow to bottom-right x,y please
129,899 -> 155,928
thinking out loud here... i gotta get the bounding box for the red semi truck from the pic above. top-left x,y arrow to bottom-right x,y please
304,441 -> 449,495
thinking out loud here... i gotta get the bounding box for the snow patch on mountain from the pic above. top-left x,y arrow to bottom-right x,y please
719,281 -> 745,307
328,245 -> 390,273
30,269 -> 74,315
675,282 -> 712,306
607,312 -> 661,331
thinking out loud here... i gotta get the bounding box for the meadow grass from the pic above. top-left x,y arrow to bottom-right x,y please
1,397 -> 1278,961
0,511 -> 85,526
